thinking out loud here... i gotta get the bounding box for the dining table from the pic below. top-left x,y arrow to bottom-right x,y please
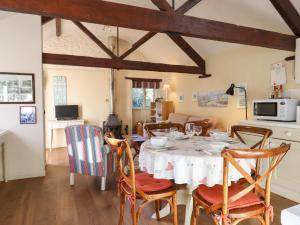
139,134 -> 255,225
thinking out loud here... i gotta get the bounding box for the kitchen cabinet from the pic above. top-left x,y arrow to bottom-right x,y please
239,120 -> 300,202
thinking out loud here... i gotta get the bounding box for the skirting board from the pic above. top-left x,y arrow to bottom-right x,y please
0,171 -> 45,182
272,184 -> 300,203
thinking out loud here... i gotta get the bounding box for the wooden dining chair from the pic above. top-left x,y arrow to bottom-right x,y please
187,119 -> 213,136
105,137 -> 178,225
144,122 -> 184,138
231,125 -> 272,149
231,125 -> 273,178
191,143 -> 290,225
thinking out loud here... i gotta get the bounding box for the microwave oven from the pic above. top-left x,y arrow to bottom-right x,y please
253,99 -> 299,121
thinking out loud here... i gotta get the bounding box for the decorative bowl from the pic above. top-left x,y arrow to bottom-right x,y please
209,131 -> 229,141
209,142 -> 229,152
150,136 -> 168,147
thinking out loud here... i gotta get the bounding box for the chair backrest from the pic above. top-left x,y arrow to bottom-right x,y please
144,123 -> 184,138
65,125 -> 106,176
231,125 -> 273,176
211,144 -> 290,216
231,125 -> 272,149
186,119 -> 213,136
104,137 -> 137,198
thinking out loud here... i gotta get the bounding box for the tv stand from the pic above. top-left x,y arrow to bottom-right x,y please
48,119 -> 84,152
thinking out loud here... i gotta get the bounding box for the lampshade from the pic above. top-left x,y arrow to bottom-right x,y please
163,84 -> 170,90
226,83 -> 235,96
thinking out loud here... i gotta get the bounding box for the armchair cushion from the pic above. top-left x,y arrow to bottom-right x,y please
168,113 -> 189,125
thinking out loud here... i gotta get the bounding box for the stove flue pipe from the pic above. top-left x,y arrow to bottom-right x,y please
108,37 -> 116,114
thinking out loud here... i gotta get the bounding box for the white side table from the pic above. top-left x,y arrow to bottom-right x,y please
48,119 -> 84,152
0,129 -> 9,182
282,204 -> 300,225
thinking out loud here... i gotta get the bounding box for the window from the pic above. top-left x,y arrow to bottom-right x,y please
132,88 -> 156,109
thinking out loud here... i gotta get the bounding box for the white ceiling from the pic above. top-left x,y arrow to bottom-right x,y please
42,0 -> 300,64
0,11 -> 12,20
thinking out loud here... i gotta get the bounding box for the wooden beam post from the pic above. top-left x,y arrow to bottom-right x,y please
270,0 -> 300,36
56,18 -> 61,37
0,0 -> 295,51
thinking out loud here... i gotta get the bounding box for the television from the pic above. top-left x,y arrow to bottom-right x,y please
55,105 -> 79,120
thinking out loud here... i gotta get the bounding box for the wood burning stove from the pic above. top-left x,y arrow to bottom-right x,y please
103,114 -> 122,139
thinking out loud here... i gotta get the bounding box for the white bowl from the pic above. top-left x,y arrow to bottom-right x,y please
209,131 -> 229,141
209,142 -> 229,152
151,136 -> 168,147
173,131 -> 184,138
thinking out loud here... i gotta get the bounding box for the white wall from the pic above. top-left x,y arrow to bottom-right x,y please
44,66 -> 110,148
0,13 -> 44,181
169,46 -> 296,128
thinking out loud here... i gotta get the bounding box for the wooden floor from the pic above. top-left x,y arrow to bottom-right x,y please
0,148 -> 297,225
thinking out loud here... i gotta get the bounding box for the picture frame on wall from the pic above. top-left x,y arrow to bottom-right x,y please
0,72 -> 35,104
178,94 -> 184,103
20,106 -> 37,124
236,83 -> 247,109
192,92 -> 198,102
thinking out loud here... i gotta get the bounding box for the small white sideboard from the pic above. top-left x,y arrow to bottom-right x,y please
239,120 -> 300,203
48,119 -> 84,152
0,129 -> 9,182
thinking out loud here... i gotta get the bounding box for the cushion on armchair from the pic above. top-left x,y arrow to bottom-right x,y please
168,113 -> 189,125
187,116 -> 217,128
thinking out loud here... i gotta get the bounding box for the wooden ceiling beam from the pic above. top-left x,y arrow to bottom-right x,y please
152,0 -> 205,69
166,33 -> 205,69
121,0 -> 201,60
176,0 -> 202,14
119,32 -> 156,59
42,16 -> 53,25
43,53 -> 210,76
72,21 -> 117,59
270,0 -> 300,36
0,0 -> 295,51
151,0 -> 173,11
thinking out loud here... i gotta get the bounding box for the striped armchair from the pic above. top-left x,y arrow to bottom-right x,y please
65,125 -> 117,190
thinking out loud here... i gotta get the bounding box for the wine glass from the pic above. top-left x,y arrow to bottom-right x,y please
195,126 -> 203,136
169,127 -> 178,139
185,123 -> 195,139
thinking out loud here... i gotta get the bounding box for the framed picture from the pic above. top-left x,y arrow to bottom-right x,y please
178,94 -> 184,103
192,92 -> 198,102
198,91 -> 228,107
20,106 -> 37,124
0,72 -> 35,104
236,83 -> 247,109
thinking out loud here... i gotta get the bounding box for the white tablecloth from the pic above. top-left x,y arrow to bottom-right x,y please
139,136 -> 255,187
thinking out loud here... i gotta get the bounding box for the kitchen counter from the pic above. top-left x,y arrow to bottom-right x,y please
239,120 -> 300,202
240,120 -> 300,129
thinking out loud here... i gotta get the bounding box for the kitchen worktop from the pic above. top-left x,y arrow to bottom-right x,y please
240,120 -> 300,129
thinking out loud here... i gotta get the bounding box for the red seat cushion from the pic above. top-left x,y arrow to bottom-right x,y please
135,173 -> 173,193
196,183 -> 262,209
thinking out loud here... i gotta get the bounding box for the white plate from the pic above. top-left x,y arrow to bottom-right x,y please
209,142 -> 229,152
174,135 -> 189,140
146,143 -> 175,150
